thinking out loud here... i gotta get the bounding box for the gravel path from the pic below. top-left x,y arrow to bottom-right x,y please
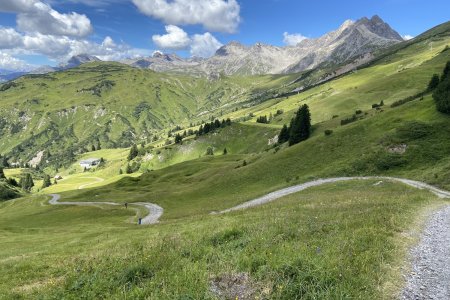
401,205 -> 450,300
217,176 -> 450,213
48,194 -> 163,225
48,176 -> 450,298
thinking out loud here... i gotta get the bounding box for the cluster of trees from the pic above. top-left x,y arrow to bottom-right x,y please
197,118 -> 232,136
371,100 -> 384,109
278,104 -> 311,146
431,61 -> 450,113
256,115 -> 271,124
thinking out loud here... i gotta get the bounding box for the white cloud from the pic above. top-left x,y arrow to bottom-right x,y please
17,2 -> 92,37
0,0 -> 92,37
152,25 -> 222,58
1,28 -> 149,64
283,32 -> 307,46
152,25 -> 191,50
0,28 -> 24,49
0,52 -> 34,71
0,0 -> 37,13
190,32 -> 222,57
51,0 -> 123,7
402,35 -> 414,41
102,36 -> 116,48
133,0 -> 240,33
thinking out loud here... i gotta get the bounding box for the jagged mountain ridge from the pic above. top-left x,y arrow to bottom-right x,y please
3,15 -> 403,81
124,15 -> 404,76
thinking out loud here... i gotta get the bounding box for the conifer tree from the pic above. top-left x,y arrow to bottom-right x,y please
175,133 -> 183,144
0,167 -> 5,179
20,173 -> 34,191
128,144 -> 138,161
289,104 -> 311,146
428,74 -> 440,91
278,124 -> 290,144
126,164 -> 133,174
42,174 -> 52,188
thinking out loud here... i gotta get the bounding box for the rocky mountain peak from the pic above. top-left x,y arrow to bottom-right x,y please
215,41 -> 247,56
355,15 -> 403,41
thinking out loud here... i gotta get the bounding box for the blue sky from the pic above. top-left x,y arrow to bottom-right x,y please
0,0 -> 449,70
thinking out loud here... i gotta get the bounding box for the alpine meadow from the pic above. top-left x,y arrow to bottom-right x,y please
0,1 -> 450,299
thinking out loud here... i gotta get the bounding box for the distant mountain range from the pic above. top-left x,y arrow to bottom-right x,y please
123,15 -> 404,76
0,15 -> 404,82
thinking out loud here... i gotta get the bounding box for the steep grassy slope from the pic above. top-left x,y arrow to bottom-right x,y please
62,93 -> 450,219
230,22 -> 450,125
0,63 -> 296,168
58,26 -> 450,219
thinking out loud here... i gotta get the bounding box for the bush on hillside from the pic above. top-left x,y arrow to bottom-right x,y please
324,129 -> 333,136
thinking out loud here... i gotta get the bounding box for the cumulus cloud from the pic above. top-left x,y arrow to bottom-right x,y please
152,25 -> 191,50
0,28 -> 24,49
151,25 -> 222,58
17,2 -> 92,37
0,0 -> 92,37
283,32 -> 307,46
190,32 -> 222,57
133,0 -> 240,33
0,52 -> 34,71
1,28 -> 150,66
0,0 -> 37,13
402,35 -> 414,41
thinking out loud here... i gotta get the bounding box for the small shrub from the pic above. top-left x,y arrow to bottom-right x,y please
324,129 -> 333,136
340,115 -> 359,126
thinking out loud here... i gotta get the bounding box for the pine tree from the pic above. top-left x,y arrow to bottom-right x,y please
2,156 -> 9,168
0,167 -> 5,179
223,148 -> 228,155
20,173 -> 34,192
175,133 -> 183,144
91,144 -> 96,151
428,74 -> 440,91
42,174 -> 52,189
289,104 -> 311,146
433,75 -> 450,113
278,124 -> 290,144
128,144 -> 138,161
206,147 -> 214,155
119,168 -> 123,175
126,164 -> 133,174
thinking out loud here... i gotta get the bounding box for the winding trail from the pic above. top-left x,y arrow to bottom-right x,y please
48,176 -> 450,298
48,194 -> 163,225
77,177 -> 105,190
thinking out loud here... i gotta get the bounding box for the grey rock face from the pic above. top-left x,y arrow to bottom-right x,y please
124,15 -> 403,76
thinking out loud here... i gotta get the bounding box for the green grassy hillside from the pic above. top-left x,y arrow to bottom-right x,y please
1,20 -> 450,300
0,62 -> 296,168
0,179 -> 444,299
